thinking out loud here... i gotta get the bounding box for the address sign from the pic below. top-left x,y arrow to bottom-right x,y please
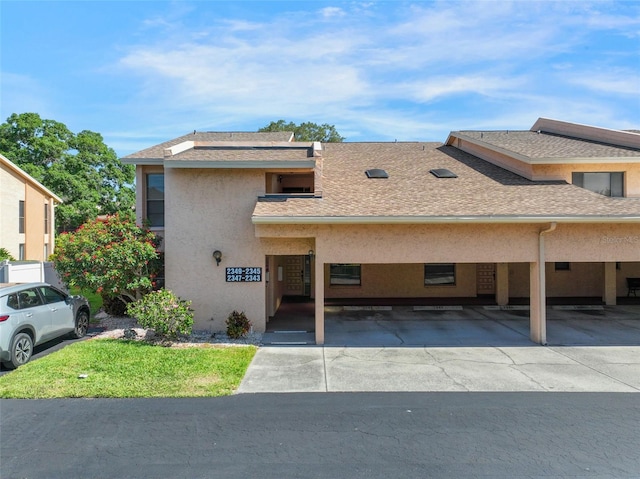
226,267 -> 262,282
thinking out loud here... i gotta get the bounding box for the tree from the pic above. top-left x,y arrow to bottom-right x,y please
258,120 -> 344,142
0,113 -> 135,232
51,215 -> 159,307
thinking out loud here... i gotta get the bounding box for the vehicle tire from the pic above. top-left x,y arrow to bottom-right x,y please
71,310 -> 89,339
3,332 -> 33,369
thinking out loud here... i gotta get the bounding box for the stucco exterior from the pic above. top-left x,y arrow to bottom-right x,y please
0,154 -> 60,260
123,119 -> 640,345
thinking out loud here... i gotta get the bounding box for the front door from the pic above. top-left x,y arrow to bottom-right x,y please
285,256 -> 304,296
284,255 -> 311,297
477,263 -> 496,295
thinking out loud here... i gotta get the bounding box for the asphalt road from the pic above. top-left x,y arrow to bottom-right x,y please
2,393 -> 639,478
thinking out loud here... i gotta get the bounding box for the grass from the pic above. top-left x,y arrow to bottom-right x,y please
0,340 -> 257,398
69,286 -> 103,317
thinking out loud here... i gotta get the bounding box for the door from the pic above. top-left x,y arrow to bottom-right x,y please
477,263 -> 496,295
285,256 -> 304,296
38,285 -> 74,335
284,255 -> 312,297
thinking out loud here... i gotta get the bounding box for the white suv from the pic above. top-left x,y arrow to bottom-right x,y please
0,283 -> 90,369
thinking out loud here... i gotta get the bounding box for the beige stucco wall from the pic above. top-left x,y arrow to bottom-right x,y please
533,163 -> 640,197
510,261 -> 640,298
160,165 -> 639,331
165,168 -> 268,332
0,164 -> 54,261
0,163 -> 25,259
323,263 -> 476,298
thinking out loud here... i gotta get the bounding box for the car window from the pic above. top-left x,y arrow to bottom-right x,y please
18,289 -> 44,309
38,286 -> 67,305
6,293 -> 19,310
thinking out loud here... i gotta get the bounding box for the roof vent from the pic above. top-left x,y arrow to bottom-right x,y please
365,169 -> 389,179
430,168 -> 457,179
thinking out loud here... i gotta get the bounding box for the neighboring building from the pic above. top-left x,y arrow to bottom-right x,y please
123,119 -> 640,345
0,154 -> 62,261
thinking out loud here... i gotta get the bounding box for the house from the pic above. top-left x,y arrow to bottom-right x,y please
123,119 -> 640,345
0,154 -> 62,261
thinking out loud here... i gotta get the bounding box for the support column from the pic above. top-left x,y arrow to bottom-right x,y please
495,263 -> 509,306
603,262 -> 617,306
314,259 -> 325,345
530,261 -> 547,345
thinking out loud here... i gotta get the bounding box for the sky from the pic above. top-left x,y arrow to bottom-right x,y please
1,0 -> 639,157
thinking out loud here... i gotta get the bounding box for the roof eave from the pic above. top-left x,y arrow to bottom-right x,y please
252,215 -> 640,225
164,160 -> 316,169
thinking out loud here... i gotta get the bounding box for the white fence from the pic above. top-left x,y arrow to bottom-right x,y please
0,260 -> 67,291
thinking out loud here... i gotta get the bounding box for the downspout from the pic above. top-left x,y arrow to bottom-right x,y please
536,222 -> 557,345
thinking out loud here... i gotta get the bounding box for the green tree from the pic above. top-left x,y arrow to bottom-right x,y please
258,120 -> 344,142
0,112 -> 135,232
51,215 -> 159,307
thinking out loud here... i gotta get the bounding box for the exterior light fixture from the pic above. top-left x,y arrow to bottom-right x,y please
213,250 -> 222,266
308,249 -> 315,258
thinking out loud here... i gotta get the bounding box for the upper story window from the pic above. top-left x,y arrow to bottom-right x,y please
572,172 -> 624,197
266,173 -> 314,194
19,200 -> 25,234
44,204 -> 49,233
146,174 -> 165,227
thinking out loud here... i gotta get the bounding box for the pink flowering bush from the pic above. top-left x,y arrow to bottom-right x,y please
126,289 -> 193,339
51,214 -> 159,309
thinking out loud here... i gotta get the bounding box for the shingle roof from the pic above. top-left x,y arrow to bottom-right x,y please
453,130 -> 640,160
123,131 -> 294,160
253,142 -> 640,221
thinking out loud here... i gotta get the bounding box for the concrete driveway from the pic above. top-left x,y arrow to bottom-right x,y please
239,305 -> 640,393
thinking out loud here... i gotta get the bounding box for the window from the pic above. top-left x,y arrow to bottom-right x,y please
19,200 -> 25,233
555,262 -> 570,271
38,286 -> 66,304
330,264 -> 361,285
44,204 -> 49,233
18,244 -> 25,261
44,244 -> 49,260
424,264 -> 456,285
17,289 -> 43,308
146,174 -> 165,227
572,172 -> 623,197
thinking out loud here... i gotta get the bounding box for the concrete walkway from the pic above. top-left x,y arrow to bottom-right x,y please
237,345 -> 640,393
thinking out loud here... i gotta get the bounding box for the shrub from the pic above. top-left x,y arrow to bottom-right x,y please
226,310 -> 252,339
51,214 -> 159,308
126,289 -> 193,340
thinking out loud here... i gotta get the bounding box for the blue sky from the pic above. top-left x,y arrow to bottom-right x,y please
2,1 -> 639,157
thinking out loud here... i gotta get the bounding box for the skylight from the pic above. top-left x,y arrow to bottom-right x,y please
430,168 -> 457,178
365,169 -> 389,179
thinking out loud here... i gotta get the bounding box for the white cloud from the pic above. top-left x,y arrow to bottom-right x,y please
109,0 -> 639,147
320,7 -> 346,18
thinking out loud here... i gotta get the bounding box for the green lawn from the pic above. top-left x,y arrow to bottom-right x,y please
69,287 -> 103,317
0,340 -> 257,398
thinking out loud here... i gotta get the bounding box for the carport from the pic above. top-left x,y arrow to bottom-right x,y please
264,301 -> 640,347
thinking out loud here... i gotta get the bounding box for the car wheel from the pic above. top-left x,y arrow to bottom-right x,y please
3,332 -> 33,369
71,310 -> 89,339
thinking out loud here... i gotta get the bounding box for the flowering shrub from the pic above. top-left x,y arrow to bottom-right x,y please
226,310 -> 252,339
51,214 -> 159,308
126,289 -> 193,339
